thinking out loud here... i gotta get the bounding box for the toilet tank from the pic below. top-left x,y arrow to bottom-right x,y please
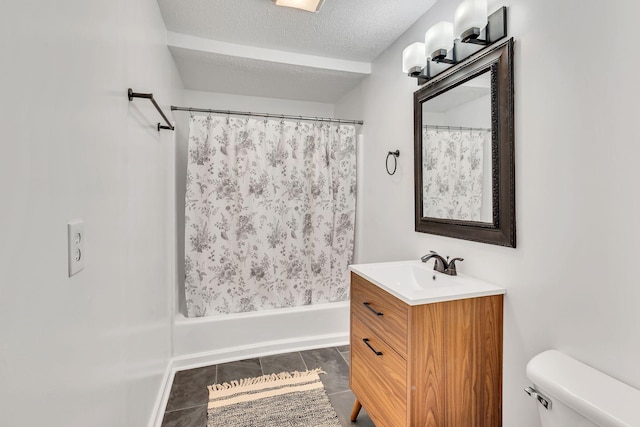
526,350 -> 640,427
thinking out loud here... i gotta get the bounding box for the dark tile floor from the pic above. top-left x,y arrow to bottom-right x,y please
161,345 -> 375,427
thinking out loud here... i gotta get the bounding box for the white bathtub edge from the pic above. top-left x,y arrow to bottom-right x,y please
172,301 -> 350,357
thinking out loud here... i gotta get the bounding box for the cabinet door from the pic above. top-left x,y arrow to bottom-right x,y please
443,296 -> 503,427
351,315 -> 407,427
408,296 -> 503,427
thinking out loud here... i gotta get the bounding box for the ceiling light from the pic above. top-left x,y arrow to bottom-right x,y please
271,0 -> 326,13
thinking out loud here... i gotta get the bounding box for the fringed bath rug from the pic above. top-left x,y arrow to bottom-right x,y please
207,368 -> 341,427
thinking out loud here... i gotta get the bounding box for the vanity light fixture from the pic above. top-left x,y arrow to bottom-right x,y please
425,21 -> 456,64
271,0 -> 325,13
403,42 -> 426,77
402,2 -> 507,85
455,0 -> 488,43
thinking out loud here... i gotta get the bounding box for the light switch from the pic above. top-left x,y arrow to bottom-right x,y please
68,220 -> 85,276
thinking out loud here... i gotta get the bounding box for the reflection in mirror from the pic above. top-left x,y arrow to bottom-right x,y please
421,70 -> 492,222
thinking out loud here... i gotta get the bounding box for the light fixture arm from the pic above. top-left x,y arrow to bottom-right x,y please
430,40 -> 462,65
407,66 -> 423,78
431,49 -> 457,64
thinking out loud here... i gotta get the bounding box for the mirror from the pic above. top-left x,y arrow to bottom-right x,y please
414,38 -> 515,247
421,69 -> 493,222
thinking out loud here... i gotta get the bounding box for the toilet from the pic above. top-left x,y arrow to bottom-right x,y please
526,350 -> 640,427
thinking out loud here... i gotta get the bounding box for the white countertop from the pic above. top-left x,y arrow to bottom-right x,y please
349,260 -> 506,306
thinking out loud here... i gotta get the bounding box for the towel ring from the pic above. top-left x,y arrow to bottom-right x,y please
386,150 -> 400,175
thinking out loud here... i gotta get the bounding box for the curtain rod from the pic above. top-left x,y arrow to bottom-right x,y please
424,124 -> 491,132
171,106 -> 364,126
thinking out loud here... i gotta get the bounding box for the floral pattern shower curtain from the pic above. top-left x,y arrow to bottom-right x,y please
184,115 -> 356,317
422,128 -> 487,220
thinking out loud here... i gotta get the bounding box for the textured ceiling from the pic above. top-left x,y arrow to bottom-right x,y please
158,0 -> 439,102
157,0 -> 438,62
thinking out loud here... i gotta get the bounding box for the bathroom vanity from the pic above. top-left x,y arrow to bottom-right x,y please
349,261 -> 505,426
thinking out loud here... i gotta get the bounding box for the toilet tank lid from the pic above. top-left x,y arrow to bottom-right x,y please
526,350 -> 640,427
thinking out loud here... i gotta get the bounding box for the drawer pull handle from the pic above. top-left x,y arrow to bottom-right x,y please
363,338 -> 383,356
363,302 -> 384,316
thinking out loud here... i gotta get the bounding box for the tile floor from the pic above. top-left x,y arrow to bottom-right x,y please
161,345 -> 375,427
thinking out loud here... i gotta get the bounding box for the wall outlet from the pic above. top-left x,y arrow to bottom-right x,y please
67,220 -> 85,276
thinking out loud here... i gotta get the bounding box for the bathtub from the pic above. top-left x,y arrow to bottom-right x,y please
172,301 -> 350,369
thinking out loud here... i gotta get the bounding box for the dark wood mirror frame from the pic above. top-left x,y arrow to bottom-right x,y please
414,38 -> 515,247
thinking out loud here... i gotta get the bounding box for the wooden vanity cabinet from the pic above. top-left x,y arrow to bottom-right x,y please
350,272 -> 503,427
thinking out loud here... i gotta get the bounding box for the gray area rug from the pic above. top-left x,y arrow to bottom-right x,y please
207,368 -> 341,427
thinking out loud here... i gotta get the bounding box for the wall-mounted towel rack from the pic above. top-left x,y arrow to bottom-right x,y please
127,88 -> 174,131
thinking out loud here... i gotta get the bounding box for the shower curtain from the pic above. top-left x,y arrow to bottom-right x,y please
422,128 -> 487,220
184,115 -> 356,317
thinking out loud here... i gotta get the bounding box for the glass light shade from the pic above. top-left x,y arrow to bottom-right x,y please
402,42 -> 426,74
271,0 -> 325,12
424,21 -> 454,59
454,0 -> 487,38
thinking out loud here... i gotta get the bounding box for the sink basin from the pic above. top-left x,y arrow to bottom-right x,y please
349,260 -> 506,305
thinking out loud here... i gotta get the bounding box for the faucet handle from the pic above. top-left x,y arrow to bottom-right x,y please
445,258 -> 464,276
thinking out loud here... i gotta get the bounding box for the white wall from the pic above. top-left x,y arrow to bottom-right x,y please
0,1 -> 181,426
174,90 -> 334,317
335,0 -> 640,425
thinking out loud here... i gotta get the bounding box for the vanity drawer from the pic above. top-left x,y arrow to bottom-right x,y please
351,272 -> 408,358
351,315 -> 407,427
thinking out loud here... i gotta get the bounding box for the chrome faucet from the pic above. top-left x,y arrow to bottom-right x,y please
420,251 -> 464,276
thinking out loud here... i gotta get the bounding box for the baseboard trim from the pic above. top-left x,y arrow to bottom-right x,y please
149,361 -> 176,427
148,332 -> 349,426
